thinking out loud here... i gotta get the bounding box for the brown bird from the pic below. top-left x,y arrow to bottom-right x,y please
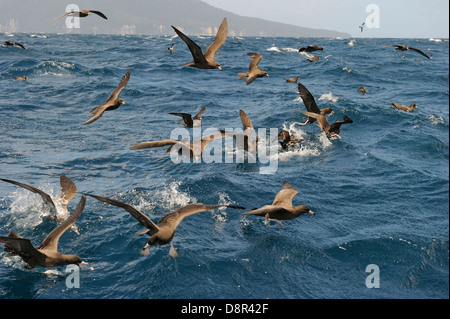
83,193 -> 244,257
54,9 -> 108,21
284,76 -> 299,83
222,110 -> 259,154
383,45 -> 431,59
130,131 -> 228,163
358,86 -> 367,93
297,82 -> 334,125
277,130 -> 303,149
307,56 -> 320,63
238,52 -> 269,85
169,106 -> 206,127
83,70 -> 130,125
300,111 -> 353,139
172,18 -> 228,70
0,195 -> 92,269
299,45 -> 323,53
241,180 -> 315,228
3,41 -> 26,49
14,76 -> 28,81
0,176 -> 80,235
392,101 -> 418,112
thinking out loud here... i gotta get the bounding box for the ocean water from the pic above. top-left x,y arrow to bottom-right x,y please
0,33 -> 448,300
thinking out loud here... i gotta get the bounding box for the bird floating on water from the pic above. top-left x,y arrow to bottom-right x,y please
0,195 -> 92,269
14,76 -> 28,81
392,101 -> 418,112
83,193 -> 244,257
83,70 -> 130,125
171,18 -> 228,70
277,130 -> 303,149
241,180 -> 315,228
284,76 -> 299,83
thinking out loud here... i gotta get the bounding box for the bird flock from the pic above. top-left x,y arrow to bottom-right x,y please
1,12 -> 434,271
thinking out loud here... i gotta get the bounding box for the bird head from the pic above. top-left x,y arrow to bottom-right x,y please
294,205 -> 315,216
117,98 -> 125,105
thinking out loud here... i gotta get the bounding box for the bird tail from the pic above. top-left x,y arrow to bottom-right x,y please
237,72 -> 248,79
343,115 -> 353,124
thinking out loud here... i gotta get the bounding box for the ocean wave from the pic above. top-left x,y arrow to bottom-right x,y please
427,114 -> 448,126
318,92 -> 339,103
348,39 -> 356,47
266,46 -> 282,53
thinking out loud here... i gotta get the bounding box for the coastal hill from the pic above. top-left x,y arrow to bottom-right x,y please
0,0 -> 351,37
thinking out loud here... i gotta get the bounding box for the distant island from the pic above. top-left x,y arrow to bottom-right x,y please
0,0 -> 351,37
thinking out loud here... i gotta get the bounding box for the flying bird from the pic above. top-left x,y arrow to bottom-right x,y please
392,101 -> 418,112
169,106 -> 206,127
300,111 -> 353,139
299,45 -> 323,53
241,181 -> 315,227
237,53 -> 269,85
83,193 -> 244,257
297,82 -> 334,126
0,176 -> 81,234
54,9 -> 108,21
383,45 -> 432,59
83,70 -> 130,125
171,18 -> 228,70
0,195 -> 92,269
359,22 -> 365,33
3,41 -> 26,49
168,43 -> 175,55
130,131 -> 228,163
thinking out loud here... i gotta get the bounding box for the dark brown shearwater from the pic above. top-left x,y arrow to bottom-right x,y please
84,193 -> 244,257
171,18 -> 228,70
358,86 -> 367,93
284,76 -> 299,83
392,101 -> 418,112
3,41 -> 26,49
241,180 -> 314,227
300,111 -> 353,139
54,10 -> 108,20
1,176 -> 80,234
169,106 -> 206,127
83,70 -> 130,125
307,56 -> 320,63
130,131 -> 228,163
278,130 -> 303,149
0,195 -> 92,269
237,52 -> 269,85
14,76 -> 28,81
299,45 -> 323,52
384,45 -> 432,59
297,82 -> 334,125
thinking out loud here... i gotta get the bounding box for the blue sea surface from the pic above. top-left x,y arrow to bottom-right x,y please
0,33 -> 448,299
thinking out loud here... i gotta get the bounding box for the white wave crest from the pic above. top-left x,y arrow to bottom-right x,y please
318,92 -> 339,103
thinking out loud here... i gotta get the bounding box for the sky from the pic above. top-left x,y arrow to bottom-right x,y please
203,0 -> 449,38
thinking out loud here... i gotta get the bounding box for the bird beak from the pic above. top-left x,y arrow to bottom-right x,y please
218,66 -> 222,71
122,101 -> 126,105
309,210 -> 315,215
